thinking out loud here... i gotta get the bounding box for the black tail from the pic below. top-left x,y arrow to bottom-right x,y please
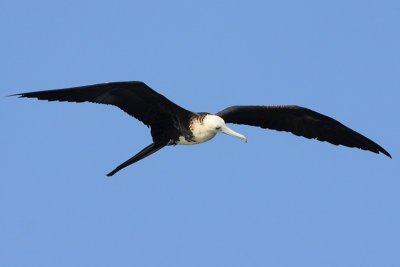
107,143 -> 166,177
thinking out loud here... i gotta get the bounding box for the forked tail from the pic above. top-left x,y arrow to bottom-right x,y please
107,143 -> 166,176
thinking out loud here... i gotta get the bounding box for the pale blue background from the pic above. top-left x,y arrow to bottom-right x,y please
1,1 -> 399,266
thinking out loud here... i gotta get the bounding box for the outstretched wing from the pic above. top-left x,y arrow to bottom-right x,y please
12,81 -> 192,128
217,105 -> 391,158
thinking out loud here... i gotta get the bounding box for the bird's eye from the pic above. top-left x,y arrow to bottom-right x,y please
215,126 -> 221,130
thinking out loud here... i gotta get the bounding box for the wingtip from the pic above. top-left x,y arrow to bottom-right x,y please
381,150 -> 392,159
5,93 -> 21,98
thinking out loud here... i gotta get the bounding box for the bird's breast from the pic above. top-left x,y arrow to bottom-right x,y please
177,131 -> 216,145
176,116 -> 216,145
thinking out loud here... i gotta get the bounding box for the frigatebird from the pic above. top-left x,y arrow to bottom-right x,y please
12,81 -> 391,176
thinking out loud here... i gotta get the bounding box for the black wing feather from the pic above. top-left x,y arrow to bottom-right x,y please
217,105 -> 391,158
12,81 -> 192,129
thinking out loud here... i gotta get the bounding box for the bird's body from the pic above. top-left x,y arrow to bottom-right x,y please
11,81 -> 391,176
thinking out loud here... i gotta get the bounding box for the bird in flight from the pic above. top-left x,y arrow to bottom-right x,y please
12,81 -> 391,176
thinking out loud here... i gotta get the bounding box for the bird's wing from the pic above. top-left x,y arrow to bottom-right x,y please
106,142 -> 166,177
12,81 -> 193,128
217,105 -> 391,157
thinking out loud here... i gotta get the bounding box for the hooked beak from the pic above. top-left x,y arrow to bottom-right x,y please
222,126 -> 247,143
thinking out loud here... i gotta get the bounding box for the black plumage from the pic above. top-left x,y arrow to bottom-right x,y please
217,106 -> 391,158
12,81 -> 391,176
15,82 -> 194,144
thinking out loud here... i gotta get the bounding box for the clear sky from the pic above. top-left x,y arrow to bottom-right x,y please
1,0 -> 399,266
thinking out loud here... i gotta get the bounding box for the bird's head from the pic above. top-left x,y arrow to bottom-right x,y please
203,115 -> 247,142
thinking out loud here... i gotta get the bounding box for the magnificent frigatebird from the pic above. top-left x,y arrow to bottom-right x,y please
12,81 -> 391,176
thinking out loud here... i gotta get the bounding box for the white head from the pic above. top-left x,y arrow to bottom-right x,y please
203,115 -> 247,142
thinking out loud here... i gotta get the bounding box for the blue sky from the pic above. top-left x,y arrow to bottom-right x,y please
1,0 -> 399,266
